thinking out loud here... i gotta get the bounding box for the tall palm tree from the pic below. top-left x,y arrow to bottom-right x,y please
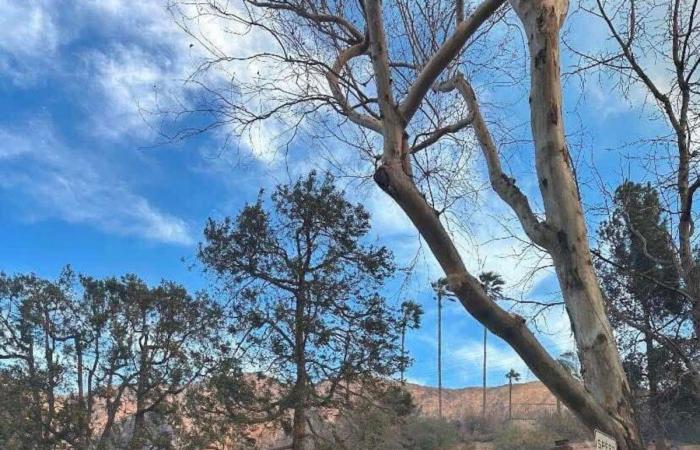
431,278 -> 454,419
505,368 -> 521,420
398,300 -> 423,384
478,271 -> 505,419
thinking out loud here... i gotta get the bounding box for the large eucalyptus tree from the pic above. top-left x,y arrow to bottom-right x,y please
165,0 -> 661,447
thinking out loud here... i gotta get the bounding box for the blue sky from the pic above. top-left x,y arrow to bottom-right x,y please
0,1 -> 671,389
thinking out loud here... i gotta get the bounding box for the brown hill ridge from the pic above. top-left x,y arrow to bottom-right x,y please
405,380 -> 559,421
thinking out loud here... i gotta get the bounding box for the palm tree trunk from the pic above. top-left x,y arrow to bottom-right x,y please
482,326 -> 487,419
437,291 -> 443,419
508,378 -> 513,420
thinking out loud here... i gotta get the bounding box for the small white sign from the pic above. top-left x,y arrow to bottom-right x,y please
594,429 -> 617,450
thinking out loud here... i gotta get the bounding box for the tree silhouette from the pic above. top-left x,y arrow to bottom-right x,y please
505,368 -> 521,420
478,271 -> 505,418
199,172 -> 405,450
431,278 -> 455,419
0,270 -> 224,449
398,301 -> 423,384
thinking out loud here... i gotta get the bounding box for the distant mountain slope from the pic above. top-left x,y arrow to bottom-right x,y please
86,380 -> 561,448
405,380 -> 559,421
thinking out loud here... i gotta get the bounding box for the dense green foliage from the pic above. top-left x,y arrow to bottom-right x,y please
597,181 -> 699,440
0,173 -> 417,450
0,270 -> 225,449
196,172 -> 408,447
316,387 -> 459,450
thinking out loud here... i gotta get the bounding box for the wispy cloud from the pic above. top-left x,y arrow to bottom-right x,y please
0,0 -> 60,84
83,43 -> 188,141
79,0 -> 293,162
452,340 -> 530,380
0,123 -> 193,245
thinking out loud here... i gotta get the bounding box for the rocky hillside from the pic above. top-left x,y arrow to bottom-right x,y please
93,380 -> 562,448
406,380 -> 559,421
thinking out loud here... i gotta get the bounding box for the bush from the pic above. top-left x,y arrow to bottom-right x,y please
318,409 -> 460,450
538,412 -> 590,442
493,423 -> 556,450
380,385 -> 417,417
314,386 -> 460,450
399,417 -> 460,450
460,414 -> 500,439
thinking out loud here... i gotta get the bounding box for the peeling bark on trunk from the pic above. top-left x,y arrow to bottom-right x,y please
508,1 -> 642,448
373,161 -> 632,446
359,0 -> 645,447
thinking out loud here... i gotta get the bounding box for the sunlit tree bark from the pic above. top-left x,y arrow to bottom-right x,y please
167,1 -> 652,446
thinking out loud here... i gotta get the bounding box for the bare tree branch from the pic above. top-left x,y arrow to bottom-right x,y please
399,0 -> 507,123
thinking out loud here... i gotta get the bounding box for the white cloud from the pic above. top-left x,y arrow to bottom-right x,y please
72,0 -> 293,164
0,0 -> 345,169
367,188 -> 417,237
0,0 -> 60,83
0,123 -> 193,245
85,44 -> 183,140
0,1 -> 58,54
452,340 -> 529,379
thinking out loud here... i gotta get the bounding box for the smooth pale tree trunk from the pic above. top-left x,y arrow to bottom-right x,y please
363,0 -> 643,448
508,1 -> 642,447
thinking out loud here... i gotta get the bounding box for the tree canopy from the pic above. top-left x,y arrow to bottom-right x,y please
198,172 -> 408,449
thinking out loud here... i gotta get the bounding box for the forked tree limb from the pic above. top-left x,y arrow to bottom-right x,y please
246,0 -> 364,43
372,160 -> 623,441
326,40 -> 383,133
435,74 -> 553,250
321,0 -> 644,447
365,0 -> 405,159
399,0 -> 507,123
